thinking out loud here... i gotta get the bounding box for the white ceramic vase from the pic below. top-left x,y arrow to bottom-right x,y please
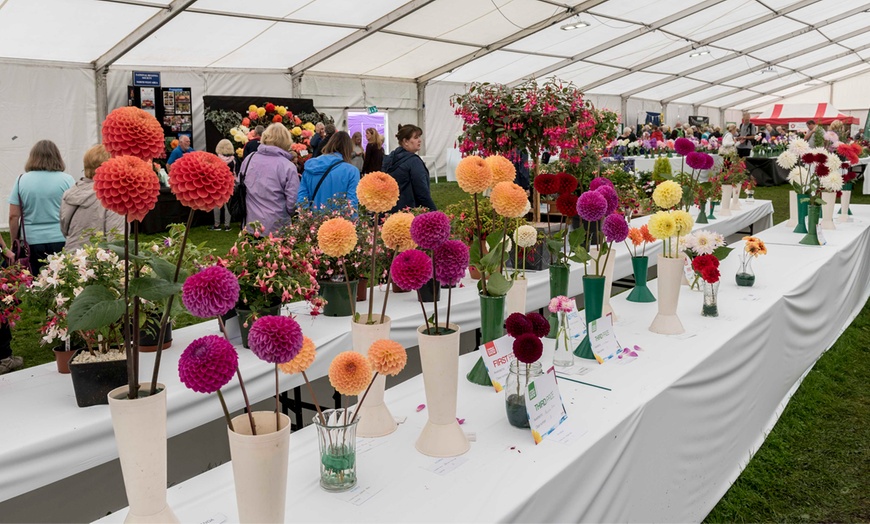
649,255 -> 686,335
719,185 -> 733,217
840,190 -> 852,223
591,247 -> 616,322
227,411 -> 291,524
107,383 -> 179,524
821,191 -> 837,230
731,184 -> 742,210
351,314 -> 395,437
416,322 -> 469,458
505,277 -> 528,316
787,191 -> 798,228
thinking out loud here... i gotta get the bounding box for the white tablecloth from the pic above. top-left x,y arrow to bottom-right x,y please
614,154 -> 722,176
96,204 -> 870,523
0,201 -> 773,504
855,156 -> 870,194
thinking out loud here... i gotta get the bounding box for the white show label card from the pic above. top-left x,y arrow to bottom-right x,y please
479,335 -> 516,392
564,302 -> 586,341
524,366 -> 568,444
683,256 -> 696,284
589,313 -> 621,364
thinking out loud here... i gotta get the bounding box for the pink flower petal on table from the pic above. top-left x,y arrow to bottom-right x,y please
416,404 -> 426,412
456,418 -> 465,425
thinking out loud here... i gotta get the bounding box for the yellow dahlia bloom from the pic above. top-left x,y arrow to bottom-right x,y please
358,172 -> 399,213
671,210 -> 694,235
278,336 -> 316,374
248,105 -> 258,112
276,106 -> 287,116
367,339 -> 407,376
490,182 -> 529,218
647,211 -> 677,240
381,212 -> 416,252
455,156 -> 492,194
291,126 -> 302,136
303,122 -> 316,131
256,107 -> 266,117
652,180 -> 683,209
317,217 -> 357,258
485,155 -> 516,187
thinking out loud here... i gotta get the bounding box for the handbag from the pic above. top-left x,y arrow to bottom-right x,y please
12,175 -> 30,269
229,153 -> 254,225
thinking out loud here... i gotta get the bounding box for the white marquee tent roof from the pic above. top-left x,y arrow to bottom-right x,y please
3,0 -> 870,111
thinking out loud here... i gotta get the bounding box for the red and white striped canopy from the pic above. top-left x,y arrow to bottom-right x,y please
751,103 -> 859,126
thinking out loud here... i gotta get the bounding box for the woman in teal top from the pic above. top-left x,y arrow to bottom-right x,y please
7,140 -> 75,275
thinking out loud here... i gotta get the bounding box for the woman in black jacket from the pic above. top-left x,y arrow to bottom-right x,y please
382,124 -> 437,212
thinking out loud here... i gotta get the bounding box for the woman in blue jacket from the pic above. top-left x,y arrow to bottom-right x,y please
382,124 -> 436,212
297,131 -> 359,210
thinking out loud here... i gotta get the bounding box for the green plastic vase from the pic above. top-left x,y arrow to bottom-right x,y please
467,294 -> 505,386
547,264 -> 570,336
626,257 -> 656,303
800,205 -> 822,245
236,304 -> 282,348
319,280 -> 358,317
696,201 -> 709,224
573,275 -> 605,360
794,194 -> 810,234
708,201 -> 718,220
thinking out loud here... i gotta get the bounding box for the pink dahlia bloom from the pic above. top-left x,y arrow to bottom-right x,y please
178,335 -> 238,394
675,137 -> 695,156
433,240 -> 469,287
589,177 -> 614,191
596,185 -> 619,215
410,211 -> 451,250
182,265 -> 240,318
248,315 -> 304,364
602,213 -> 629,243
576,191 -> 608,222
390,249 -> 433,291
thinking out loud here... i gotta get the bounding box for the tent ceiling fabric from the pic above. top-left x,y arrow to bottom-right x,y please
2,0 -> 870,110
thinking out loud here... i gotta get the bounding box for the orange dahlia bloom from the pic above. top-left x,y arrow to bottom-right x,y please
169,152 -> 235,211
93,156 -> 160,222
317,217 -> 357,258
485,155 -> 516,187
328,351 -> 372,396
456,156 -> 492,194
278,336 -> 316,374
357,172 -> 400,213
367,339 -> 407,376
490,182 -> 529,218
102,107 -> 166,161
640,224 -> 656,244
627,227 -> 644,247
381,212 -> 416,252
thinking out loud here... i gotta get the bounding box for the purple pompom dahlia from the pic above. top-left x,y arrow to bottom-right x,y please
390,249 -> 433,291
505,312 -> 533,338
178,335 -> 238,394
602,213 -> 629,243
674,137 -> 695,156
596,185 -> 620,215
182,265 -> 240,318
576,191 -> 608,222
248,315 -> 304,364
589,177 -> 614,191
410,211 -> 451,250
433,240 -> 469,287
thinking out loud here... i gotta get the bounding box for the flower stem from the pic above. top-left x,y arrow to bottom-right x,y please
350,371 -> 378,424
275,364 -> 280,430
473,193 -> 488,296
236,368 -> 257,436
367,212 -> 379,324
342,260 -> 356,319
446,285 -> 452,329
216,389 -> 234,431
302,371 -> 327,427
379,250 -> 396,324
123,215 -> 135,399
417,290 -> 431,334
431,254 -> 439,331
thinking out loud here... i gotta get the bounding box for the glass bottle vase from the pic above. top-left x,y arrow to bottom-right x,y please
313,408 -> 359,492
701,281 -> 719,317
735,256 -> 755,287
504,361 -> 543,429
552,311 -> 575,368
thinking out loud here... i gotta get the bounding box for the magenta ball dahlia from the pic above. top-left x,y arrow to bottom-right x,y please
410,211 -> 451,250
178,335 -> 238,394
505,312 -> 533,338
589,177 -> 614,191
513,333 -> 543,364
248,315 -> 303,364
596,185 -> 620,215
602,213 -> 629,243
434,240 -> 469,287
576,191 -> 608,222
686,151 -> 706,170
674,137 -> 695,156
526,312 -> 549,338
182,265 -> 240,318
390,249 -> 433,291
702,153 -> 715,170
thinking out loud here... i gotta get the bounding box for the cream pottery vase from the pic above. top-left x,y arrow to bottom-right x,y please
351,314 -> 395,437
821,191 -> 837,230
416,322 -> 469,458
840,190 -> 852,223
649,255 -> 686,335
227,412 -> 291,524
107,382 -> 179,524
505,277 -> 528,316
787,191 -> 798,228
719,185 -> 733,216
731,185 -> 742,210
590,247 -> 616,321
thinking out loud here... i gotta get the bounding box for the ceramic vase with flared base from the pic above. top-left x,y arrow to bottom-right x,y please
227,412 -> 291,523
719,185 -> 733,216
708,201 -> 718,220
417,322 -> 469,458
626,256 -> 656,303
467,294 -> 504,386
351,314 -> 395,437
591,248 -> 617,322
800,205 -> 822,245
107,383 -> 179,524
573,275 -> 604,360
504,277 -> 527,316
821,192 -> 836,230
731,186 -> 742,210
839,187 -> 852,222
649,255 -> 685,335
794,194 -> 810,234
787,191 -> 798,228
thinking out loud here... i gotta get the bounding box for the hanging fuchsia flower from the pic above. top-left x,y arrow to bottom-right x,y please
576,191 -> 608,222
178,335 -> 238,394
410,211 -> 451,250
390,250 -> 433,291
602,213 -> 629,243
675,137 -> 695,156
182,265 -> 240,318
596,185 -> 619,215
248,315 -> 303,364
433,240 -> 469,287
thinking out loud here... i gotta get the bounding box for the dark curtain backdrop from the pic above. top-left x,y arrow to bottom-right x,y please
203,96 -> 317,154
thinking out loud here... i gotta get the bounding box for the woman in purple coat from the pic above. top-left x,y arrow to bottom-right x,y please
239,123 -> 299,234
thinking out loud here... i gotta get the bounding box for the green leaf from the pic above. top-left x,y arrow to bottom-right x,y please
469,237 -> 482,267
68,285 -> 126,332
486,272 -> 512,297
712,246 -> 734,261
128,277 -> 183,302
568,246 -> 590,264
105,243 -> 148,263
568,228 -> 585,251
148,256 -> 178,283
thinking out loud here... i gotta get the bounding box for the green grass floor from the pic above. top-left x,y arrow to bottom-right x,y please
6,181 -> 869,521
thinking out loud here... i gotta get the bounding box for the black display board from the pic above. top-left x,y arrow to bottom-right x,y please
745,157 -> 790,186
160,87 -> 193,143
203,96 -> 317,155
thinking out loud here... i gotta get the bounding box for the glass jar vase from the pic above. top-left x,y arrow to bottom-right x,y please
702,280 -> 719,317
735,256 -> 755,287
313,408 -> 358,492
504,361 -> 543,429
552,311 -> 575,368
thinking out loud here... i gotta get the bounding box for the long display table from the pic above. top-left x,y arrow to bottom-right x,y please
0,201 -> 773,511
96,204 -> 870,523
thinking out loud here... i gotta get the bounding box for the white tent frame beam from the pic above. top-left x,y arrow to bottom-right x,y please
288,0 -> 435,76
576,0 -> 823,93
741,68 -> 870,112
415,0 -> 607,83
